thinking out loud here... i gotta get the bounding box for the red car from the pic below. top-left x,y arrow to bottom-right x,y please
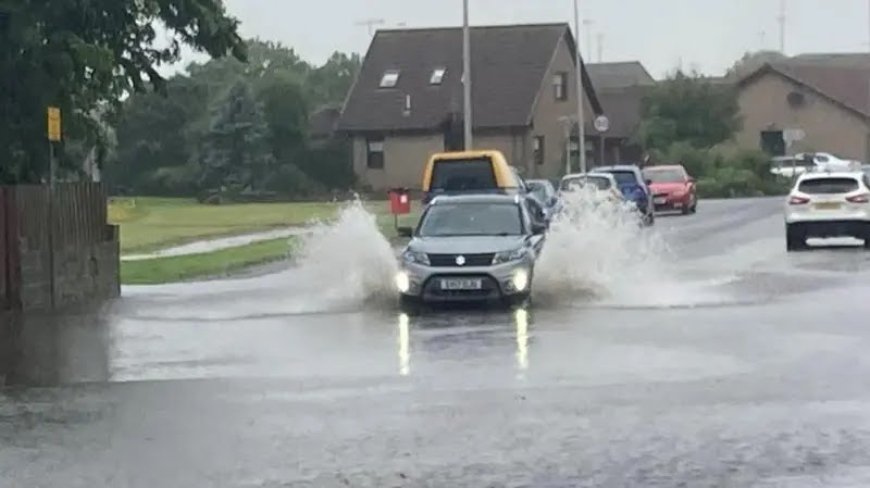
642,164 -> 698,215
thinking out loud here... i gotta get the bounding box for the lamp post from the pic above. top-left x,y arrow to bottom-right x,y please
573,0 -> 587,172
462,0 -> 473,150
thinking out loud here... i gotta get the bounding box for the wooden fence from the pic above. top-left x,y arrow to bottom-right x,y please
0,183 -> 118,312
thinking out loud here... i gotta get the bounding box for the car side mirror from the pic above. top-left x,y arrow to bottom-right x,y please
688,177 -> 695,183
532,222 -> 547,235
397,226 -> 414,238
645,179 -> 653,186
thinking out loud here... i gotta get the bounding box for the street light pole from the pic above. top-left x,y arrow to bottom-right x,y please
574,0 -> 587,172
462,0 -> 473,150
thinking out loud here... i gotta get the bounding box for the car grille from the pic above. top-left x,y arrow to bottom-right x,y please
427,253 -> 495,267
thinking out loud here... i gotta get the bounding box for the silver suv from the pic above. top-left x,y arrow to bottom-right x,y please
396,194 -> 546,310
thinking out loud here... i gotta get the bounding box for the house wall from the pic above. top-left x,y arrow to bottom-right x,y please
353,134 -> 444,191
474,132 -> 528,169
736,73 -> 870,161
529,36 -> 597,180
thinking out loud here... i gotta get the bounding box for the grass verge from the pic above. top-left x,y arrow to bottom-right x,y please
121,237 -> 298,285
111,197 -> 419,254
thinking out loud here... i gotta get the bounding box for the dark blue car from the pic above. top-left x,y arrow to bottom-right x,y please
594,165 -> 655,225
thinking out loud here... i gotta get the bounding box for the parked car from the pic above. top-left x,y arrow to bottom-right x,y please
395,194 -> 546,310
525,179 -> 558,217
593,165 -> 655,225
784,170 -> 870,251
642,164 -> 698,215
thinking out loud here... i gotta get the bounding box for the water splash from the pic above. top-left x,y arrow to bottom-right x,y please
533,187 -> 681,307
292,199 -> 399,309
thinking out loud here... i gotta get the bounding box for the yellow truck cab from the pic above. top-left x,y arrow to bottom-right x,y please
421,150 -> 525,204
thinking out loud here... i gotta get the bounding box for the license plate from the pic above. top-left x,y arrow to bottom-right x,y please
654,197 -> 667,205
814,202 -> 841,210
440,278 -> 482,290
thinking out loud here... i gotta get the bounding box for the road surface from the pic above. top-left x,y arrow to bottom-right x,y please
4,197 -> 870,487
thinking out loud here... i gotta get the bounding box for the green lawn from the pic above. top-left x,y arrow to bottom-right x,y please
121,237 -> 299,285
110,197 -> 420,254
112,197 -> 422,285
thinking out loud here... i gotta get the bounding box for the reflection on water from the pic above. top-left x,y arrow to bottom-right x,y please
0,307 -> 112,388
397,313 -> 410,376
515,308 -> 529,374
395,308 -> 532,377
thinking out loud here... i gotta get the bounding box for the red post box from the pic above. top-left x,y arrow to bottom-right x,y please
388,188 -> 411,215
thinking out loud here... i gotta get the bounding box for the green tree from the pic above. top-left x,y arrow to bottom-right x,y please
637,71 -> 742,151
199,81 -> 274,195
0,0 -> 244,184
306,51 -> 362,108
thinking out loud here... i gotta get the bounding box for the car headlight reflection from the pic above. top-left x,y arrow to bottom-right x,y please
395,271 -> 410,293
402,250 -> 429,266
493,248 -> 526,264
512,269 -> 529,292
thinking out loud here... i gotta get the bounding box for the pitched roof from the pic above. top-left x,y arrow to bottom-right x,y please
589,85 -> 652,138
586,62 -> 655,88
739,62 -> 870,118
337,23 -> 602,132
788,53 -> 870,68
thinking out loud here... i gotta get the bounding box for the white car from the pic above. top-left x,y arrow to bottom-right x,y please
559,172 -> 624,202
784,171 -> 870,251
772,153 -> 863,179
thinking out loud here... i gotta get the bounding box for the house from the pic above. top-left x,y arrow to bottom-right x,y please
582,62 -> 656,165
336,23 -> 603,190
735,62 -> 870,162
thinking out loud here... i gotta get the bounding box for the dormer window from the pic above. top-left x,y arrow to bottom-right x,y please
380,69 -> 400,88
430,67 -> 447,85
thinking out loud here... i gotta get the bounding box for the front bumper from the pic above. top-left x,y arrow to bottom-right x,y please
653,193 -> 691,211
397,260 -> 533,303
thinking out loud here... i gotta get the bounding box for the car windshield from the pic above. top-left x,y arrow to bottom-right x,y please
418,202 -> 523,237
603,170 -> 638,186
798,177 -> 860,194
644,168 -> 685,183
430,158 -> 498,192
561,175 -> 611,191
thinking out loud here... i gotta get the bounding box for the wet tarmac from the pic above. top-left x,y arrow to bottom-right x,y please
4,198 -> 870,487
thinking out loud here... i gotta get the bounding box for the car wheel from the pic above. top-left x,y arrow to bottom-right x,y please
786,224 -> 806,252
645,211 -> 655,226
504,292 -> 532,309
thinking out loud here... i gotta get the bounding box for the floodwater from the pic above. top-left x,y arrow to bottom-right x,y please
4,197 -> 870,487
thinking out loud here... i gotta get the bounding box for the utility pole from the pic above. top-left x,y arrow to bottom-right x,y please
866,0 -> 870,163
574,0 -> 587,172
356,18 -> 385,37
597,33 -> 604,63
778,0 -> 786,53
462,0 -> 473,150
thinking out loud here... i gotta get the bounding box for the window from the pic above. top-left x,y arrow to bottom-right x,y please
430,67 -> 447,85
379,69 -> 400,88
553,72 -> 568,101
533,136 -> 545,166
367,138 -> 385,169
418,203 -> 523,237
430,158 -> 497,192
798,177 -> 860,195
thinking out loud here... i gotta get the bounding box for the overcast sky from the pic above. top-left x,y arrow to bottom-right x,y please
172,0 -> 870,77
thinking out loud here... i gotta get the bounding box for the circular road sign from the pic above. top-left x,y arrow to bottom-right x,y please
594,115 -> 610,133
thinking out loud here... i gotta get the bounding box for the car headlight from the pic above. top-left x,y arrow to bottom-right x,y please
402,249 -> 429,266
493,247 -> 527,264
395,271 -> 410,293
512,269 -> 529,292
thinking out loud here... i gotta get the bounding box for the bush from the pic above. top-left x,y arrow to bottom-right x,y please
654,143 -> 790,198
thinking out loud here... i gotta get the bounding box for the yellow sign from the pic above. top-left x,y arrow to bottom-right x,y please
47,107 -> 62,142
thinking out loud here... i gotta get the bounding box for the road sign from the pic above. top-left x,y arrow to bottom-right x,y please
47,107 -> 62,142
593,114 -> 610,133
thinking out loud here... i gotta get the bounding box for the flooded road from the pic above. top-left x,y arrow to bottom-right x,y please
4,198 -> 870,487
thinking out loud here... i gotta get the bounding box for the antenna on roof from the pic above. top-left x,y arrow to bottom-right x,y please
597,33 -> 604,63
778,0 -> 786,53
356,18 -> 385,37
